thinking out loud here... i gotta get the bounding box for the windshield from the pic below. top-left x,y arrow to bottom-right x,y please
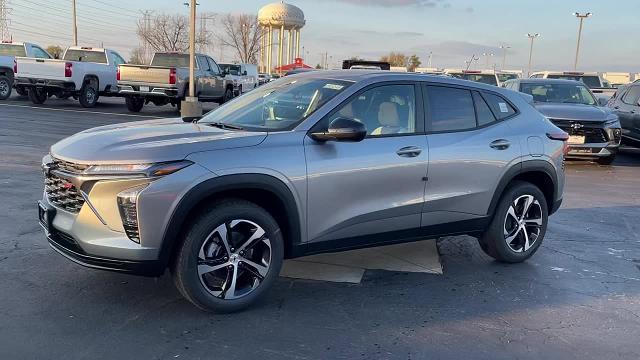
151,53 -> 190,68
200,77 -> 353,131
63,50 -> 107,63
547,74 -> 601,88
520,83 -> 597,105
219,64 -> 241,75
497,73 -> 519,83
0,44 -> 26,56
450,73 -> 498,86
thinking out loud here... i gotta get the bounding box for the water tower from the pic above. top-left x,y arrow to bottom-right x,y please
258,2 -> 305,74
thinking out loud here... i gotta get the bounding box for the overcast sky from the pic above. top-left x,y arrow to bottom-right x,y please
6,0 -> 639,72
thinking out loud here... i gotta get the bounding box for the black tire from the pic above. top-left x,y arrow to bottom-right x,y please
125,96 -> 144,112
479,181 -> 548,263
79,81 -> 98,108
222,86 -> 233,103
596,155 -> 616,165
28,87 -> 47,104
0,75 -> 12,100
172,199 -> 284,313
15,85 -> 27,97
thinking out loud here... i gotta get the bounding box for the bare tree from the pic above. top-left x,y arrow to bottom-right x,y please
218,13 -> 262,63
128,47 -> 151,65
136,13 -> 211,53
45,45 -> 63,59
380,52 -> 408,67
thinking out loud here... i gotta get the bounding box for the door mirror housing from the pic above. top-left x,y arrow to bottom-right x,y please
309,117 -> 367,142
243,70 -> 248,76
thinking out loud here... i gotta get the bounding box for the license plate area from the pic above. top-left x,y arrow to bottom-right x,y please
139,86 -> 150,92
568,135 -> 585,144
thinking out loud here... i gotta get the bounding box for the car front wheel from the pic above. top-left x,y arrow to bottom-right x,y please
479,181 -> 548,263
172,199 -> 284,312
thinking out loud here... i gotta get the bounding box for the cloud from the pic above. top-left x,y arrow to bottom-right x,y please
352,29 -> 424,37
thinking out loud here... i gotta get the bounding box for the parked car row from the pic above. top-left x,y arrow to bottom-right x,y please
1,41 -> 264,112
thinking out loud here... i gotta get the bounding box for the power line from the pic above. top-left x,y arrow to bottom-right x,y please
77,1 -> 139,19
86,0 -> 140,13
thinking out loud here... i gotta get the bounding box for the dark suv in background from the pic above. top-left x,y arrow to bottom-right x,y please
503,78 -> 622,165
607,82 -> 640,145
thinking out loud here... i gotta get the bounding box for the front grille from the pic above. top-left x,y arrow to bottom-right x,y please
45,174 -> 85,213
550,119 -> 609,143
52,157 -> 89,174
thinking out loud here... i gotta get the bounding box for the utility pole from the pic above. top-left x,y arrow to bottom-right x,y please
427,51 -> 432,68
482,52 -> 494,69
499,44 -> 511,69
526,33 -> 540,77
181,0 -> 202,119
71,0 -> 78,46
573,12 -> 592,70
465,54 -> 479,72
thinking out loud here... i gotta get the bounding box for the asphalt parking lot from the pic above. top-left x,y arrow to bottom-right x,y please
1,94 -> 639,360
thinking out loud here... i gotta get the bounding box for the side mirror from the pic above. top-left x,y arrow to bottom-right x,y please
309,117 -> 367,142
243,71 -> 248,76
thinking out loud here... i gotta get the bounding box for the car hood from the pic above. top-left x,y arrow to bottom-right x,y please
50,118 -> 267,164
534,103 -> 614,122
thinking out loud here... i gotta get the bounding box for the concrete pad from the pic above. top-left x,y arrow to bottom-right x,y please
280,239 -> 441,283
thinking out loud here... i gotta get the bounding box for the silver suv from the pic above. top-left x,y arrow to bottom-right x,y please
38,71 -> 567,312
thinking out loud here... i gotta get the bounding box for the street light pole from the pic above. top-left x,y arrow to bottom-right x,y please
573,12 -> 592,70
499,44 -> 511,69
526,33 -> 540,77
71,0 -> 78,46
482,52 -> 494,69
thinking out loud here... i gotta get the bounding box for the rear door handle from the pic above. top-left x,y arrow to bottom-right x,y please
396,146 -> 422,157
490,139 -> 511,150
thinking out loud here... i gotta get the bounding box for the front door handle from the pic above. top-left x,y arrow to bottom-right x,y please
490,139 -> 511,150
396,146 -> 422,157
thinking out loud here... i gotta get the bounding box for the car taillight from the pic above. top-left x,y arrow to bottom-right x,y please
169,67 -> 176,85
116,66 -> 120,81
64,62 -> 73,77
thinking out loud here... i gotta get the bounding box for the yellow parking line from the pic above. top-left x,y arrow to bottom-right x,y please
0,103 -> 161,118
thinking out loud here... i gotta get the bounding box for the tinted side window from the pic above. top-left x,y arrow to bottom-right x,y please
473,91 -> 496,126
111,52 -> 126,66
32,46 -> 51,59
425,86 -> 476,132
207,57 -> 220,74
196,56 -> 210,71
325,84 -> 418,136
482,92 -> 516,120
622,86 -> 640,105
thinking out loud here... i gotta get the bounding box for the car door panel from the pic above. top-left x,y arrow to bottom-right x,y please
422,85 -> 522,219
304,83 -> 428,243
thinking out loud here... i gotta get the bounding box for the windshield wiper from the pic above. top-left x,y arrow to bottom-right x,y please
207,122 -> 245,130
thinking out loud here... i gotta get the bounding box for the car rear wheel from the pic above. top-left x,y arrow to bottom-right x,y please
79,82 -> 98,108
0,76 -> 12,100
125,97 -> 144,112
172,199 -> 284,313
479,181 -> 548,263
28,87 -> 47,104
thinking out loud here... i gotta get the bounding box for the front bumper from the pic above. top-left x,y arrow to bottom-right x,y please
39,156 -> 213,276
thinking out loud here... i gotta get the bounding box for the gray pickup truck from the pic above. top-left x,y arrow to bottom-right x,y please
0,41 -> 52,100
118,52 -> 234,112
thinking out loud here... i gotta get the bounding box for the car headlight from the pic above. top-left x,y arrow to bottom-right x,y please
83,160 -> 193,177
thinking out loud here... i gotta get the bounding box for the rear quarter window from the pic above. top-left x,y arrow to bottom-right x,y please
63,50 -> 107,64
0,44 -> 26,57
482,92 -> 517,120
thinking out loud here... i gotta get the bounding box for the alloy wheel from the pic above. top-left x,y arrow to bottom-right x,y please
197,219 -> 271,300
85,88 -> 96,104
503,194 -> 543,253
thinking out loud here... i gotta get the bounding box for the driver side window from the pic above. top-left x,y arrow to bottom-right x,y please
325,84 -> 418,137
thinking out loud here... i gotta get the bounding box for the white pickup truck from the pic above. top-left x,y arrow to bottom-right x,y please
0,41 -> 52,100
218,63 -> 258,96
14,46 -> 126,107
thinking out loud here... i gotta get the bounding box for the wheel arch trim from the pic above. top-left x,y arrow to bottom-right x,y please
157,173 -> 302,269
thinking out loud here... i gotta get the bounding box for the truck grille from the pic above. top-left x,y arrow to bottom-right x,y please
45,174 -> 85,213
549,119 -> 609,143
52,157 -> 89,174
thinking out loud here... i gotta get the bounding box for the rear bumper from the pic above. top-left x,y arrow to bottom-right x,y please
15,77 -> 76,91
118,84 -> 179,98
